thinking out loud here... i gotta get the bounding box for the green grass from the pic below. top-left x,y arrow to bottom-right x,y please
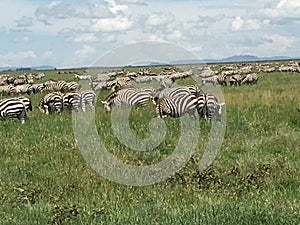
0,67 -> 299,224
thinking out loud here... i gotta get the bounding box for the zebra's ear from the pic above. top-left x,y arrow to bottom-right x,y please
219,102 -> 225,107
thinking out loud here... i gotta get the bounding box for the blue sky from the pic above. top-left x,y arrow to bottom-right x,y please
0,0 -> 299,68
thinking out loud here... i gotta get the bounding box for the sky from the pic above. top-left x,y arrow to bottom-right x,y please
0,0 -> 299,68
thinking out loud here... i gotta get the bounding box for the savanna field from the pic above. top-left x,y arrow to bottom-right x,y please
0,63 -> 299,224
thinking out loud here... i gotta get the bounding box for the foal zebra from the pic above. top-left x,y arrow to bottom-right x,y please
101,88 -> 152,112
38,92 -> 63,115
0,98 -> 28,124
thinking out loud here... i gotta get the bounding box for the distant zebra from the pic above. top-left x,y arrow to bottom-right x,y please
0,84 -> 16,96
63,91 -> 82,112
201,75 -> 227,86
38,92 -> 63,115
0,98 -> 28,124
160,76 -> 175,88
31,83 -> 45,94
197,93 -> 225,120
81,90 -> 96,112
156,94 -> 199,118
240,73 -> 258,85
43,80 -> 80,92
229,74 -> 242,86
14,84 -> 33,95
101,88 -> 152,112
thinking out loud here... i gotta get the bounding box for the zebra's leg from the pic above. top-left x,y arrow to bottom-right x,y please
19,109 -> 27,124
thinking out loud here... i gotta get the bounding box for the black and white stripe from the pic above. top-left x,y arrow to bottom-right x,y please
0,98 -> 28,124
63,91 -> 82,112
38,92 -> 63,115
154,85 -> 201,103
156,94 -> 199,118
201,75 -> 227,86
101,88 -> 152,112
197,93 -> 225,120
81,90 -> 96,112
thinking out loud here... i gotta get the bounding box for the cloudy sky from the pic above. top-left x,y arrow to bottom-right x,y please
0,0 -> 299,68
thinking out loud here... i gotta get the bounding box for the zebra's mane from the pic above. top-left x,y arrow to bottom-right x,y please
103,90 -> 119,103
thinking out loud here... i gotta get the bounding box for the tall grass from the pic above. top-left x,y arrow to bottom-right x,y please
0,68 -> 299,224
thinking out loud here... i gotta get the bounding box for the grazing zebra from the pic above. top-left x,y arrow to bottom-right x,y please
101,88 -> 152,112
159,76 -> 175,88
0,84 -> 16,96
201,75 -> 227,86
31,83 -> 46,94
38,92 -> 63,115
81,90 -> 96,112
154,85 -> 201,103
14,84 -> 33,95
197,93 -> 225,120
0,98 -> 28,124
16,97 -> 32,112
156,94 -> 199,118
43,80 -> 80,92
229,74 -> 242,86
63,91 -> 82,112
240,73 -> 258,85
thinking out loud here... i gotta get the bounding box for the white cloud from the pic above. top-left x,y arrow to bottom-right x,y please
72,34 -> 98,43
231,16 -> 244,31
263,34 -> 295,53
0,50 -> 36,66
145,13 -> 174,27
120,0 -> 147,5
74,45 -> 95,60
92,16 -> 133,32
105,0 -> 128,15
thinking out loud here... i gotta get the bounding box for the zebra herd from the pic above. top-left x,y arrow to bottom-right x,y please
0,90 -> 96,123
201,73 -> 258,86
38,90 -> 96,115
101,85 -> 225,120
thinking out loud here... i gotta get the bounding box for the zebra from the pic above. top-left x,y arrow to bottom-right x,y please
0,98 -> 28,124
81,90 -> 96,112
229,74 -> 242,86
0,84 -> 16,96
240,73 -> 258,85
101,88 -> 152,112
16,97 -> 32,112
14,84 -> 33,95
31,83 -> 46,94
38,92 -> 63,115
159,76 -> 175,88
197,93 -> 225,120
156,94 -> 199,118
201,75 -> 227,86
63,91 -> 82,112
154,85 -> 201,104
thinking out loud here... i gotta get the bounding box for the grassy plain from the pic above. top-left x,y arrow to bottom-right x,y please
0,66 -> 299,224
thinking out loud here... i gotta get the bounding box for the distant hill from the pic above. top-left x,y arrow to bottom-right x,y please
0,65 -> 56,72
172,55 -> 295,65
0,55 -> 298,72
